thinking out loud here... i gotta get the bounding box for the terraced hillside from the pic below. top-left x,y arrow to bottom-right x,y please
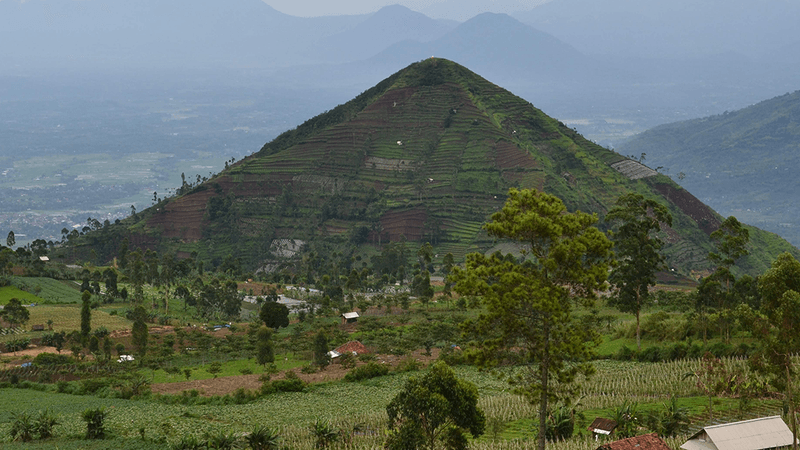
88,59 -> 797,275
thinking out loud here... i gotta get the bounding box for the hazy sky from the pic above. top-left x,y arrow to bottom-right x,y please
263,0 -> 549,19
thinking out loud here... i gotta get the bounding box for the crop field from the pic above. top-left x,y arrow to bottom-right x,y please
0,359 -> 783,449
10,277 -> 83,304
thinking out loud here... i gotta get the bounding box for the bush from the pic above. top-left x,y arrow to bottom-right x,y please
344,362 -> 389,382
5,338 -> 31,352
394,357 -> 422,373
261,377 -> 306,395
33,352 -> 74,366
638,346 -> 663,363
91,327 -> 110,339
438,346 -> 467,366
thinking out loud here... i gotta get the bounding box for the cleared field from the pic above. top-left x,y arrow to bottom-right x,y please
0,304 -> 131,338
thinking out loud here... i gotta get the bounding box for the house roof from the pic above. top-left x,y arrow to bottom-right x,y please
335,341 -> 369,355
681,416 -> 795,450
599,433 -> 671,450
589,417 -> 618,434
341,312 -> 359,320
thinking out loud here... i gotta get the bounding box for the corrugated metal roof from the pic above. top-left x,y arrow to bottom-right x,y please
683,416 -> 794,450
588,417 -> 618,433
342,312 -> 360,319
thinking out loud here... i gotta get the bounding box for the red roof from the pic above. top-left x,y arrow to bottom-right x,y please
598,433 -> 671,450
335,341 -> 369,355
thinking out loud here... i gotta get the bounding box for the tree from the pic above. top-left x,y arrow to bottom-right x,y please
741,252 -> 800,449
80,290 -> 92,342
452,188 -> 613,450
6,230 -> 14,248
707,216 -> 750,343
312,331 -> 330,369
1,298 -> 30,328
386,361 -> 485,450
260,301 -> 290,330
255,326 -> 275,367
605,193 -> 672,350
131,305 -> 149,357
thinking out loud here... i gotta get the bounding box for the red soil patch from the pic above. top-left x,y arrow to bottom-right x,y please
150,348 -> 441,397
652,182 -> 721,235
377,208 -> 427,242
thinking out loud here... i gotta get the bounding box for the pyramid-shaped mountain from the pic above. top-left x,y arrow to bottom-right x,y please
113,59 -> 795,276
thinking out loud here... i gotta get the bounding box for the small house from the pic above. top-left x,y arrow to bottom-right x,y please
588,417 -> 618,440
597,433 -> 671,450
341,312 -> 359,325
680,416 -> 795,450
31,324 -> 45,331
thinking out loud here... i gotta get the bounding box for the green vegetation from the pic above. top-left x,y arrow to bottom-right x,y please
618,90 -> 800,246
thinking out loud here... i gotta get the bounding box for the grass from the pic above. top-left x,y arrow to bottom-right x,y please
0,286 -> 42,305
142,352 -> 308,384
0,304 -> 132,343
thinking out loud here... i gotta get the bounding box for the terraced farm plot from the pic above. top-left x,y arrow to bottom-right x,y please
10,277 -> 83,304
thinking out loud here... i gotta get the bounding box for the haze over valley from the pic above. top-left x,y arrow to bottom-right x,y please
1,0 -> 799,247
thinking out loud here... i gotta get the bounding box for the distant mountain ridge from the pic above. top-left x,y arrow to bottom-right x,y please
308,4 -> 456,63
76,59 -> 798,277
617,90 -> 800,246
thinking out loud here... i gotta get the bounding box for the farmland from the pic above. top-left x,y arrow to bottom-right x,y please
0,356 -> 784,449
0,273 -> 789,450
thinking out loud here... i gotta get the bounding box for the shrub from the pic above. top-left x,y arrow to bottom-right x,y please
438,346 -> 467,366
33,352 -> 74,366
6,337 -> 31,352
338,353 -> 356,369
394,357 -> 422,373
638,346 -> 663,363
615,345 -> 636,361
300,365 -> 317,374
261,371 -> 306,395
344,362 -> 389,382
92,327 -> 110,339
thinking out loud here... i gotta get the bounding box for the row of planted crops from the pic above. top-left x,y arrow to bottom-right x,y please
0,356 -> 784,449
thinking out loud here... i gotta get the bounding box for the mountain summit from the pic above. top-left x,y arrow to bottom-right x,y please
99,59 -> 795,276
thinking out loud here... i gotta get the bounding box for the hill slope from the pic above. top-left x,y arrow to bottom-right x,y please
617,90 -> 800,246
82,60 -> 797,276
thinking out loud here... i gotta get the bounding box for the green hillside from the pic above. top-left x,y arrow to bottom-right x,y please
68,59 -> 797,277
618,90 -> 800,245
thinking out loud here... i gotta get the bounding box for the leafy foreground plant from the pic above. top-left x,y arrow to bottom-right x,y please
82,407 -> 106,440
9,411 -> 35,442
246,425 -> 282,450
310,420 -> 339,449
10,409 -> 60,442
205,429 -> 242,449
